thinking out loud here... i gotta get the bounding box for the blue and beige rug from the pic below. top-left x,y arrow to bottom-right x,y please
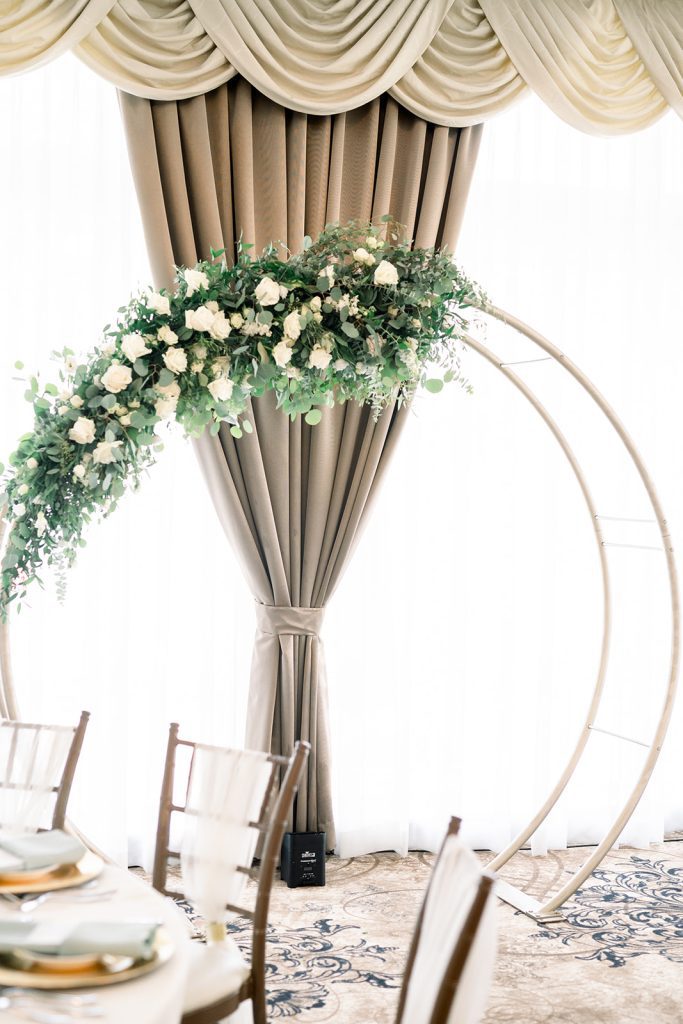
164,839 -> 683,1022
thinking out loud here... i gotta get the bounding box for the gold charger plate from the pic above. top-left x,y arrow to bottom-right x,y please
0,851 -> 103,894
0,926 -> 173,989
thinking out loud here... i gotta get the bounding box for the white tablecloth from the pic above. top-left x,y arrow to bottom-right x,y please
0,865 -> 191,1023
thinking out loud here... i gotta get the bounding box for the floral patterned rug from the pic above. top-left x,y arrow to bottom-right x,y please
151,838 -> 683,1022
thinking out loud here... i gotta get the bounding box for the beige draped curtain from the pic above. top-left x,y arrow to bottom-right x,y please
2,2 -> 682,133
120,79 -> 481,841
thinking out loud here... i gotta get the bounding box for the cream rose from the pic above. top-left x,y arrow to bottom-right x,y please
72,464 -> 86,480
157,381 -> 181,400
121,332 -> 151,363
119,413 -> 132,427
93,440 -> 123,465
102,363 -> 133,394
283,312 -> 302,341
13,504 -> 26,518
68,417 -> 96,445
155,398 -> 177,419
211,357 -> 230,379
230,312 -> 244,329
309,296 -> 322,312
70,395 -> 84,409
185,306 -> 215,333
208,312 -> 231,341
255,277 -> 280,306
374,260 -> 399,286
183,268 -> 209,297
147,291 -> 170,315
208,378 -> 234,402
333,359 -> 349,371
35,512 -> 47,537
17,484 -> 29,496
308,347 -> 333,370
272,341 -> 293,368
163,347 -> 188,374
365,235 -> 381,249
26,458 -> 38,470
58,405 -> 69,415
158,324 -> 178,346
353,247 -> 375,267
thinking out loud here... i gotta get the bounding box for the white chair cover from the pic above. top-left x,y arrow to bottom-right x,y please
180,745 -> 273,926
0,722 -> 74,833
401,838 -> 497,1024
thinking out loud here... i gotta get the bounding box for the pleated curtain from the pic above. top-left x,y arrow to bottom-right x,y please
119,78 -> 481,845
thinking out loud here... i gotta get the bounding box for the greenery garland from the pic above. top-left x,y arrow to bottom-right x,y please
0,221 -> 485,614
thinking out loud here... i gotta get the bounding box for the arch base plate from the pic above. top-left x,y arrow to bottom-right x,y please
495,880 -> 566,925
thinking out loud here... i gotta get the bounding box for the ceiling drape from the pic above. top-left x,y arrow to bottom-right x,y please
1,1 -> 681,134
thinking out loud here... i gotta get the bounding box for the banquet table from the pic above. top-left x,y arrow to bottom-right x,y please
0,863 -> 191,1023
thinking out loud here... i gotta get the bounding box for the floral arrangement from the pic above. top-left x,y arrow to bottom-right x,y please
0,221 -> 485,613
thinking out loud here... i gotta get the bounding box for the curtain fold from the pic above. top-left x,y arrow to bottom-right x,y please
120,78 -> 481,843
3,2 -> 682,132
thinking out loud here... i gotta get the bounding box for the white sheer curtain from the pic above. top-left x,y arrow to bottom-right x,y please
1,55 -> 682,864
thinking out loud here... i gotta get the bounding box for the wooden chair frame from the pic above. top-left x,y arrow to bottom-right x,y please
395,817 -> 496,1024
0,710 -> 90,831
153,723 -> 310,1024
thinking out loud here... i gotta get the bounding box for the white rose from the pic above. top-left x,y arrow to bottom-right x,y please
333,359 -> 348,371
272,341 -> 293,368
183,268 -> 209,297
119,413 -> 132,427
155,398 -> 177,419
70,395 -> 84,408
208,378 -> 234,402
323,265 -> 335,285
192,344 -> 207,360
13,504 -> 26,518
68,417 -> 96,445
279,285 -> 289,299
102,363 -> 133,394
185,306 -> 215,333
35,511 -> 48,537
163,347 -> 188,374
58,405 -> 69,415
101,342 -> 116,357
308,347 -> 333,370
191,362 -> 204,374
73,464 -> 86,480
157,381 -> 181,400
353,247 -> 375,267
64,355 -> 78,375
211,357 -> 230,379
121,333 -> 151,363
255,277 -> 280,306
208,312 -> 231,341
283,312 -> 302,341
17,484 -> 29,496
26,458 -> 38,470
309,296 -> 322,312
93,440 -> 123,465
366,235 -> 380,249
374,260 -> 399,286
230,312 -> 244,329
158,324 -> 178,345
147,291 -> 170,315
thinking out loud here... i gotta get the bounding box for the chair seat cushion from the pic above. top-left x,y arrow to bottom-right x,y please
182,937 -> 251,1014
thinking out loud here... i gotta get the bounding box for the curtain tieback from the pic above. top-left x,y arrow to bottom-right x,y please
255,603 -> 324,637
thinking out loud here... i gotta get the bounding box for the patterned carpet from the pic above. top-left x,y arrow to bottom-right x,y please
156,839 -> 683,1022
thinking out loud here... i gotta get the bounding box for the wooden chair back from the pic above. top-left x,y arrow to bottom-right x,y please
153,723 -> 310,1024
396,817 -> 496,1024
0,711 -> 89,831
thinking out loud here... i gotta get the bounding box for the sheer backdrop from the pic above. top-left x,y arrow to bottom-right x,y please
1,55 -> 682,864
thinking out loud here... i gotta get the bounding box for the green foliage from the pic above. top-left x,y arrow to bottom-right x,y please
0,219 -> 486,614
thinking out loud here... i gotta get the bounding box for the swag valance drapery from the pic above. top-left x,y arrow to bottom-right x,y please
2,1 -> 682,134
119,79 -> 482,842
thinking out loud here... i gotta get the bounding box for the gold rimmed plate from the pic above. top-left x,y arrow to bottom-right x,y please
0,851 -> 103,894
0,926 -> 173,989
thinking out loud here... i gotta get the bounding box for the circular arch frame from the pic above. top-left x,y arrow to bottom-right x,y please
465,304 -> 680,921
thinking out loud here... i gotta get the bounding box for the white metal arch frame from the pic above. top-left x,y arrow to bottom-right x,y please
464,303 -> 680,923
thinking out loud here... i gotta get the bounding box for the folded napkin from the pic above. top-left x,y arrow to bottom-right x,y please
0,830 -> 85,872
0,920 -> 160,961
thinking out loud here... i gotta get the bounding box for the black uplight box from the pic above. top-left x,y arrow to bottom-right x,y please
280,831 -> 326,888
